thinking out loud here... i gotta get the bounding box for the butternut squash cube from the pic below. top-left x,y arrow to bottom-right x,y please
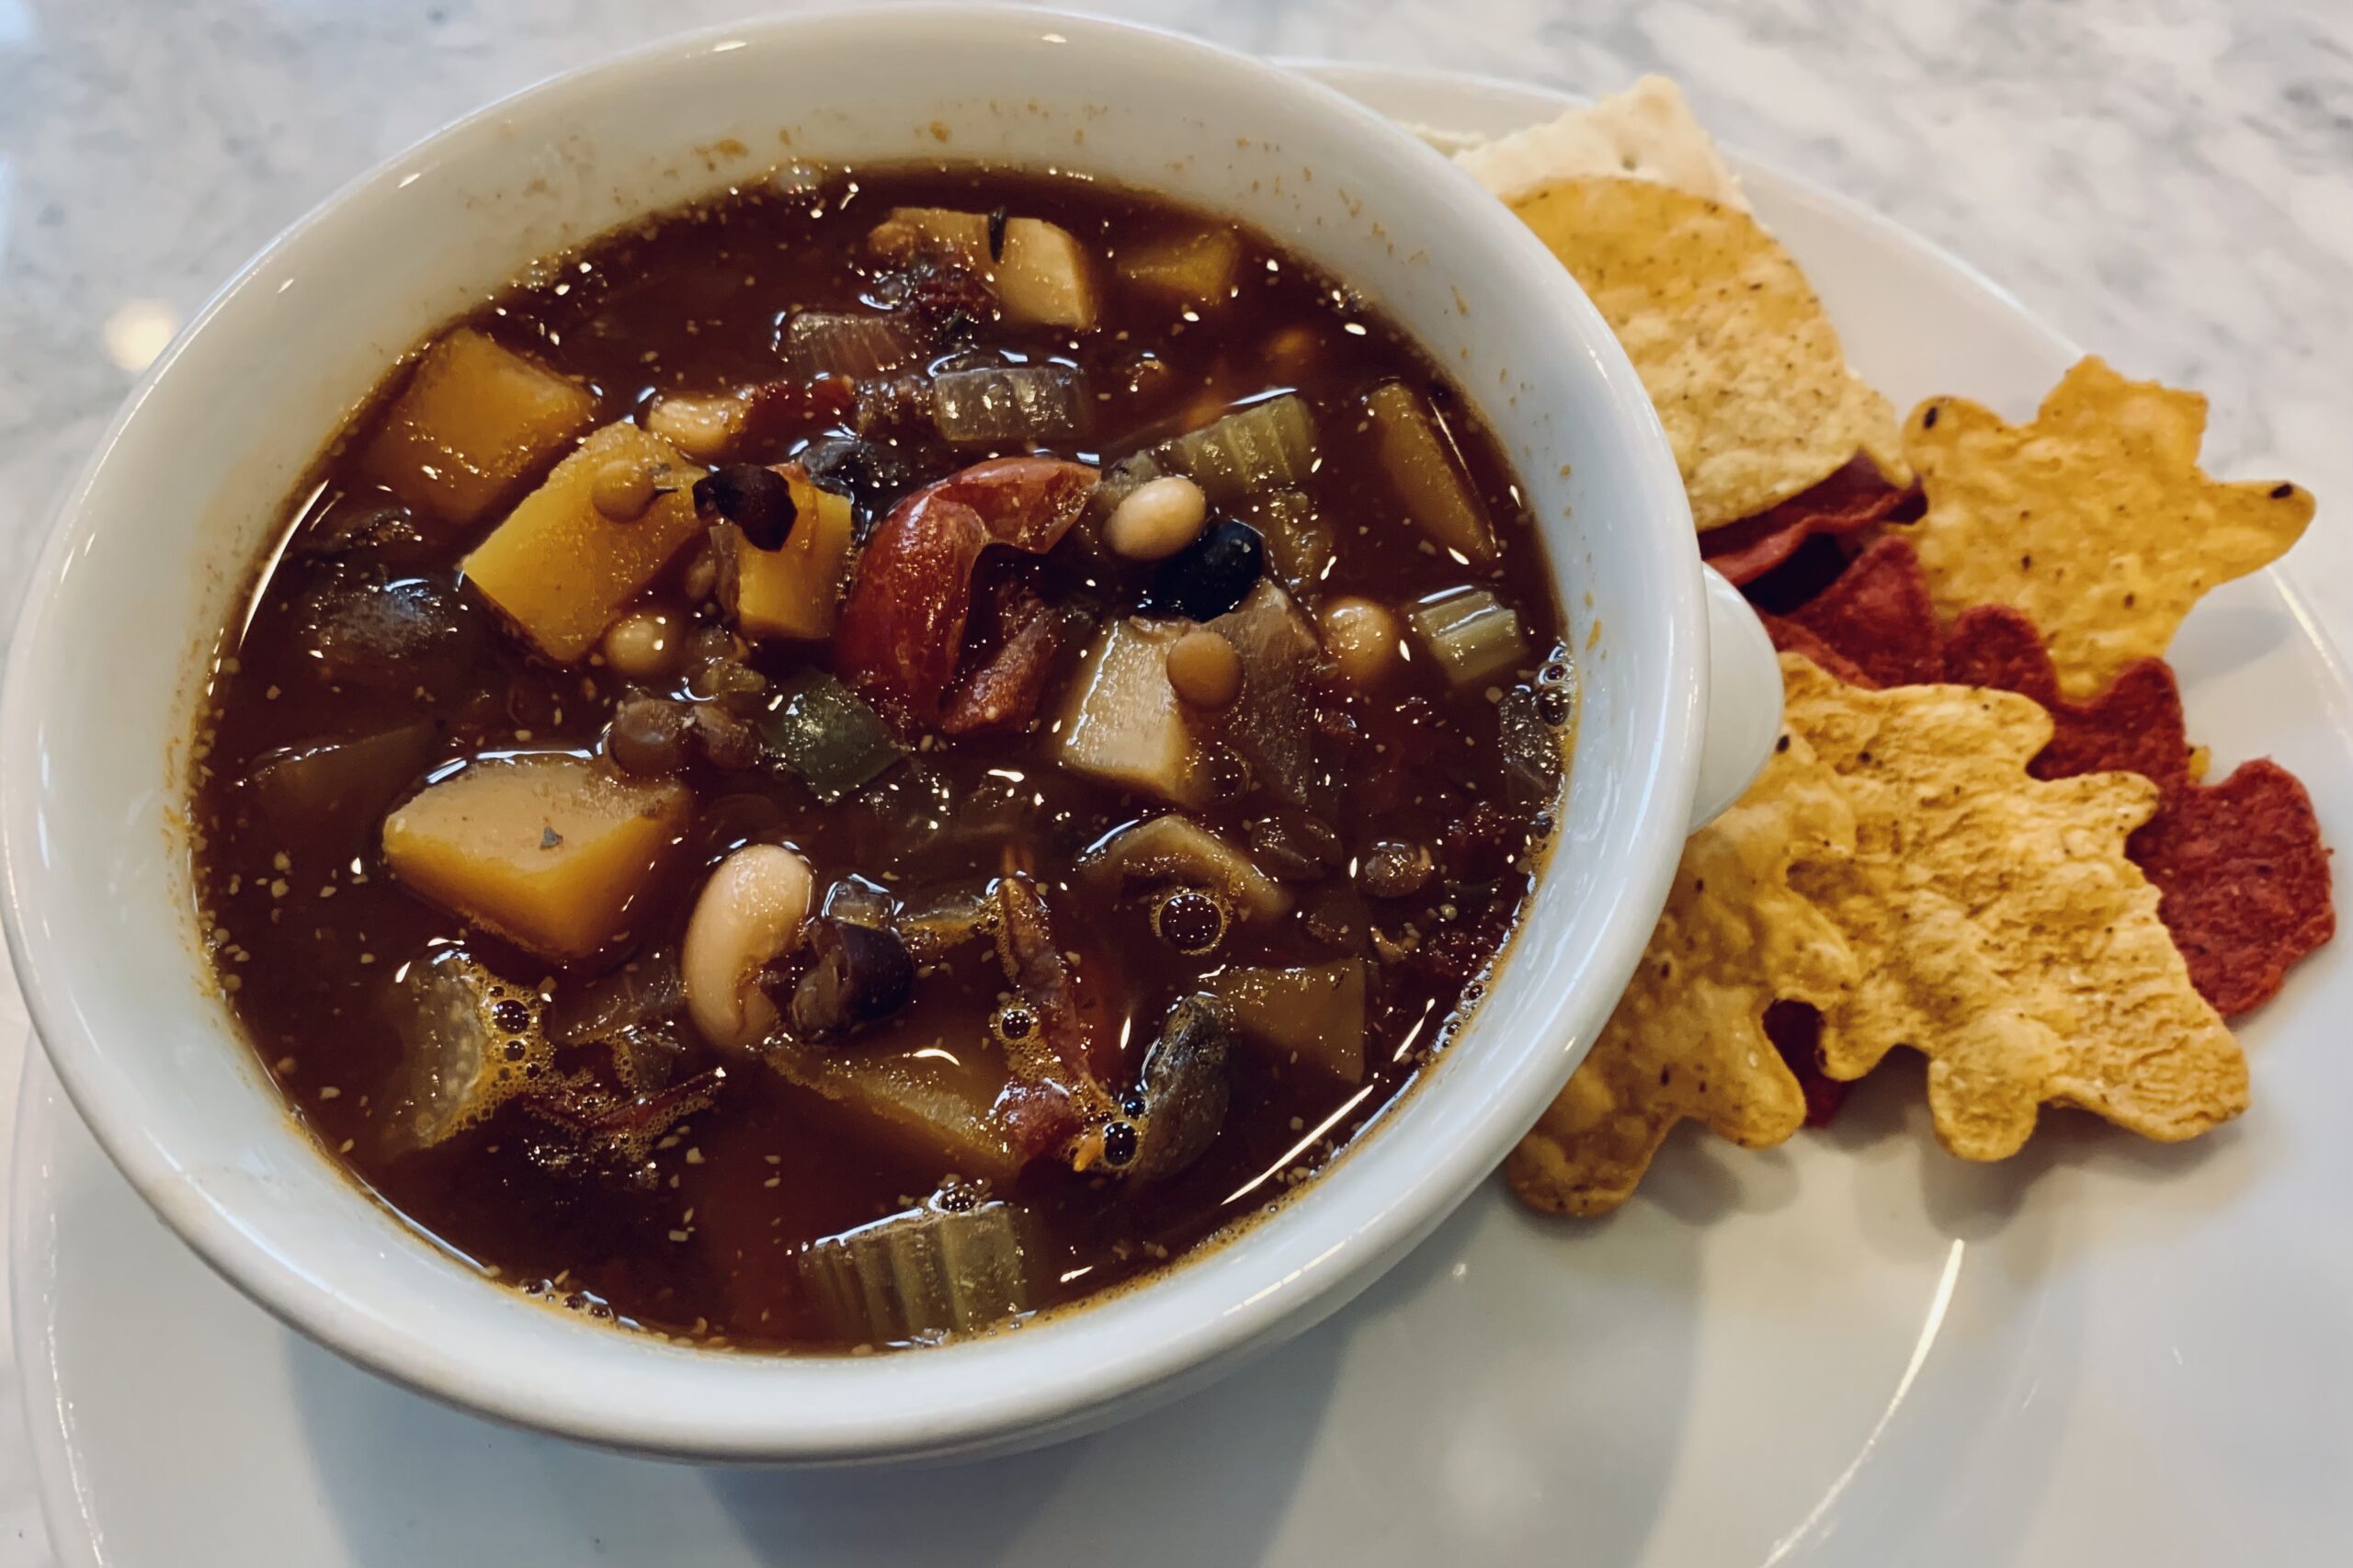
462,423 -> 705,662
723,469 -> 857,642
382,754 -> 689,961
1053,618 -> 1210,807
1120,228 -> 1241,308
359,329 -> 595,525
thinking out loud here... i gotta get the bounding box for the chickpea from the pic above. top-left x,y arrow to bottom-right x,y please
1165,627 -> 1243,709
1318,596 -> 1402,687
1105,474 -> 1209,562
600,608 -> 681,680
590,457 -> 660,521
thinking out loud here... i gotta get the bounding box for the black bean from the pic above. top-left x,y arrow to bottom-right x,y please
691,463 -> 797,550
1142,519 -> 1264,621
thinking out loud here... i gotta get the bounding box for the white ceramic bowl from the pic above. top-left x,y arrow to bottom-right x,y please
0,6 -> 1776,1461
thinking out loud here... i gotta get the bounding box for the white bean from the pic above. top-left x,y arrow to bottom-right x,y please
600,608 -> 681,680
682,845 -> 813,1052
646,392 -> 746,463
1105,474 -> 1209,562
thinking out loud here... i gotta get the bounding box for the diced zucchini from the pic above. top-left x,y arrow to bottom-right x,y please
1162,394 -> 1318,503
1081,814 -> 1290,923
462,423 -> 705,662
1052,618 -> 1210,808
723,469 -> 857,642
358,329 -> 595,526
766,1036 -> 1024,1183
1363,381 -> 1498,566
1201,960 -> 1369,1085
1408,585 -> 1531,688
1120,228 -> 1242,307
797,1198 -> 1040,1343
882,207 -> 1099,329
764,671 -> 904,803
381,754 -> 690,961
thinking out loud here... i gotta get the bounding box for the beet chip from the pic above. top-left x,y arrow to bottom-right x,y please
1945,608 -> 2334,1017
1764,535 -> 2335,1018
1701,455 -> 1922,586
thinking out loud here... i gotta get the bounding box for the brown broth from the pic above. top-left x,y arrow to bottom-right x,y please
189,165 -> 1568,1350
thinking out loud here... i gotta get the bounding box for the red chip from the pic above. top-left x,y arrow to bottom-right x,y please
1700,456 -> 1922,586
1764,1001 -> 1845,1128
1763,536 -> 1944,687
1765,536 -> 2336,1019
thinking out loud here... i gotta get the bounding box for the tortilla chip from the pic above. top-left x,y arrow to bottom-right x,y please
1702,456 -> 1921,585
1764,540 -> 2335,1018
1456,74 -> 1751,210
1506,732 -> 1860,1215
1781,657 -> 2248,1160
1945,608 -> 2336,1017
1511,178 -> 1907,529
1900,358 -> 2315,697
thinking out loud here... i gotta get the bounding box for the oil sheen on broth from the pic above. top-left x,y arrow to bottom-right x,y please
190,165 -> 1571,1351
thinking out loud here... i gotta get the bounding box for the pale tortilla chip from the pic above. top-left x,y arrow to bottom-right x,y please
1455,75 -> 1751,211
1512,178 -> 1907,529
1780,657 -> 2248,1160
1899,357 -> 2316,697
1507,730 -> 1860,1214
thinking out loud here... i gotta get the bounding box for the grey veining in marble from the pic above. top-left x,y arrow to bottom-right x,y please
0,4 -> 2347,1564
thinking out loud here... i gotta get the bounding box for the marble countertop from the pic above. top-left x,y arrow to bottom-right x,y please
0,1 -> 2346,1562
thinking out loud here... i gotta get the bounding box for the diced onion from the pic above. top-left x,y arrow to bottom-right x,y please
930,363 -> 1087,448
781,311 -> 918,381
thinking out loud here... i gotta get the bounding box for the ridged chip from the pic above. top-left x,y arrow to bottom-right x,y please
1509,177 -> 1907,529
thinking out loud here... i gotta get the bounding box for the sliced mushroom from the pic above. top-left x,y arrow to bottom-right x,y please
790,917 -> 916,1040
1120,995 -> 1233,1181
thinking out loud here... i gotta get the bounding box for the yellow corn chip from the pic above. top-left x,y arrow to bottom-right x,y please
1780,657 -> 2248,1160
1510,177 -> 1907,530
1507,730 -> 1860,1215
1901,358 -> 2315,697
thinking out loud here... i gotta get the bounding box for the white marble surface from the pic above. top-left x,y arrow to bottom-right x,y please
0,1 -> 2346,1562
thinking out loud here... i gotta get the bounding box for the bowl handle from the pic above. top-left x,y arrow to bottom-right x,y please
1689,565 -> 1784,831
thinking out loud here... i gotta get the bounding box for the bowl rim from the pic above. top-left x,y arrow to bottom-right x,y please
0,3 -> 1702,1460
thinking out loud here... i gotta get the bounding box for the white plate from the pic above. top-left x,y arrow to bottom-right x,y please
14,64 -> 2350,1568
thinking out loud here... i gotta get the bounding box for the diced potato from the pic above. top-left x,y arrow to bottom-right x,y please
358,329 -> 595,526
723,468 -> 857,642
1081,814 -> 1290,924
462,423 -> 705,662
1120,228 -> 1241,308
1363,381 -> 1499,566
1053,618 -> 1210,807
1208,580 -> 1324,807
1202,960 -> 1369,1085
382,754 -> 689,961
882,207 -> 1099,329
766,1037 -> 1024,1183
